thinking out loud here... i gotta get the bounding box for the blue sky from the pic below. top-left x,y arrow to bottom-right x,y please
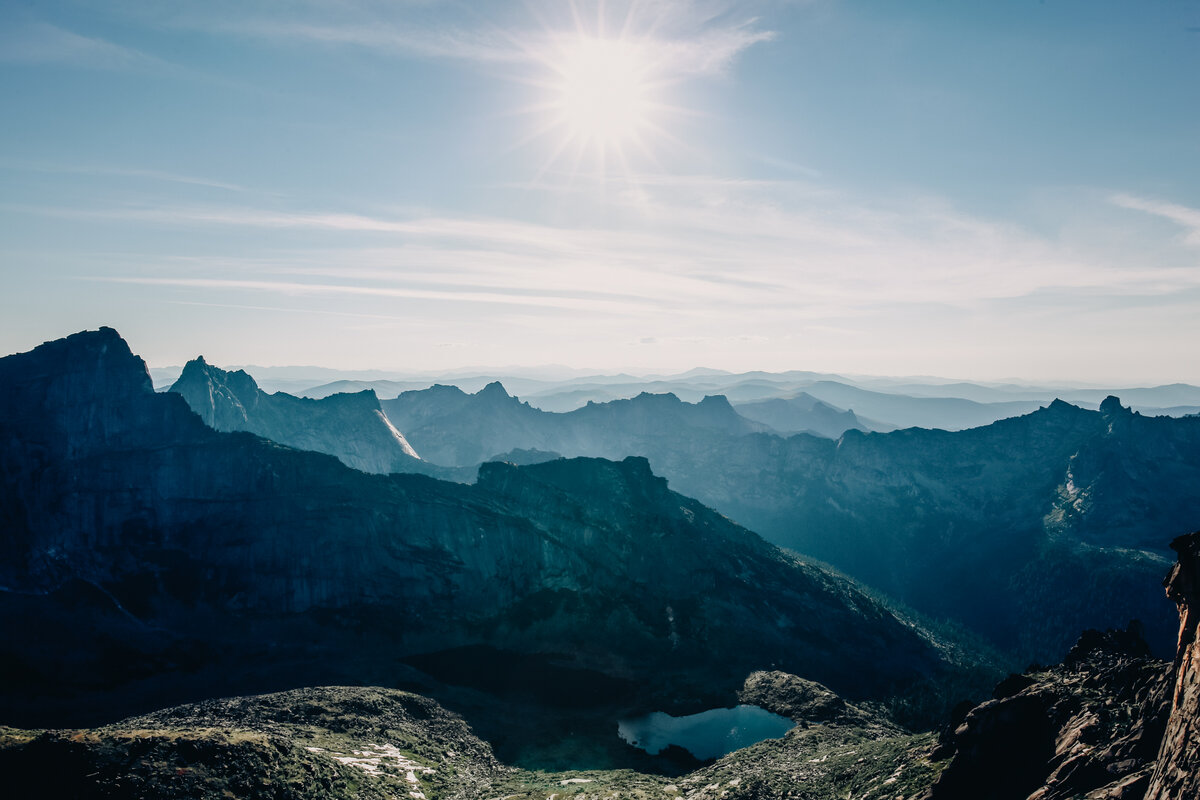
2,0 -> 1198,382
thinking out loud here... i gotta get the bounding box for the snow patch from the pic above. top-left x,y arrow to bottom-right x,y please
376,410 -> 420,459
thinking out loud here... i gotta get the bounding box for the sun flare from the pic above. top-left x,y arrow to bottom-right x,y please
551,37 -> 653,148
522,30 -> 675,180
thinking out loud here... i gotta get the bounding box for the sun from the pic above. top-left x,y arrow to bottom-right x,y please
551,37 -> 653,149
521,30 -> 676,180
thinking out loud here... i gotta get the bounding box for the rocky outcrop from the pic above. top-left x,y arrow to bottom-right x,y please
0,682 -> 941,800
738,670 -> 899,734
1145,532 -> 1200,800
0,329 -> 966,729
0,686 -> 502,800
926,623 -> 1173,800
170,356 -> 420,473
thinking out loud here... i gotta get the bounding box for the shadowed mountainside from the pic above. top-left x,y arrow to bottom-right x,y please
6,537 -> 1199,799
382,380 -> 1200,661
0,328 -> 967,733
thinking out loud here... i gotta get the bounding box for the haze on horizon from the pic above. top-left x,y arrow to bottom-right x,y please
2,1 -> 1199,385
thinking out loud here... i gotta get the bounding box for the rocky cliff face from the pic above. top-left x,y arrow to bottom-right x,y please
1145,532 -> 1200,800
169,356 -> 420,473
926,624 -> 1173,800
926,534 -> 1200,800
0,329 -> 965,728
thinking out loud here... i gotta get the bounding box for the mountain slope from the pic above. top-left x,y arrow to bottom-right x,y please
385,381 -> 1200,661
0,328 -> 963,730
169,356 -> 420,473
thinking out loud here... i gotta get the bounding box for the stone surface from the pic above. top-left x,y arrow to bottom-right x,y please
1144,532 -> 1200,800
926,624 -> 1172,800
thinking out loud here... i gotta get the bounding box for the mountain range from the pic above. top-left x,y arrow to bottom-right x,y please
0,329 -> 968,736
141,352 -> 1200,663
4,328 -> 1200,799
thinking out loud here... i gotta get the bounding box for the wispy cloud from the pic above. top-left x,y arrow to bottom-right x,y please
95,277 -> 652,316
1111,193 -> 1200,247
161,0 -> 774,79
0,160 -> 248,193
30,172 -> 1200,327
0,21 -> 163,69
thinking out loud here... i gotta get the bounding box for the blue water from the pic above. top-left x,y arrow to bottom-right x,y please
618,705 -> 795,761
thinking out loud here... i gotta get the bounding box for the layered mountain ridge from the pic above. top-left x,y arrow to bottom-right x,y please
0,328 -> 963,731
380,383 -> 770,467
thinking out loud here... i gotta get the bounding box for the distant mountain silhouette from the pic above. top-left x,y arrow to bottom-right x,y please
732,392 -> 882,437
381,385 -> 769,467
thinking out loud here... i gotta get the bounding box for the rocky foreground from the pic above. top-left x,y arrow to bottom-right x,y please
5,531 -> 1198,799
0,677 -> 940,800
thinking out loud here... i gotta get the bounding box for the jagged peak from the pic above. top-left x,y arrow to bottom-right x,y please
410,383 -> 468,398
319,388 -> 383,410
698,394 -> 735,411
476,381 -> 512,400
1045,398 -> 1085,414
631,391 -> 681,403
174,357 -> 261,397
1100,395 -> 1129,416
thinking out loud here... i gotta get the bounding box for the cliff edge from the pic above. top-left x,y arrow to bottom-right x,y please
1145,531 -> 1200,800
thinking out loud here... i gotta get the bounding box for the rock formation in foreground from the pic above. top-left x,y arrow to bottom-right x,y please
1145,532 -> 1200,800
926,624 -> 1172,799
0,676 -> 942,800
927,530 -> 1200,800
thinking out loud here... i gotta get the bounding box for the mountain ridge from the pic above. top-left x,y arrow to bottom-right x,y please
0,328 -> 969,732
169,355 -> 421,473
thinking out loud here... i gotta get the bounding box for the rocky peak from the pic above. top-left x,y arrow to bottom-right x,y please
0,327 -> 183,454
1045,398 -> 1083,414
1100,395 -> 1127,417
319,388 -> 384,412
170,357 -> 258,429
475,381 -> 512,401
167,353 -> 419,471
695,394 -> 742,423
